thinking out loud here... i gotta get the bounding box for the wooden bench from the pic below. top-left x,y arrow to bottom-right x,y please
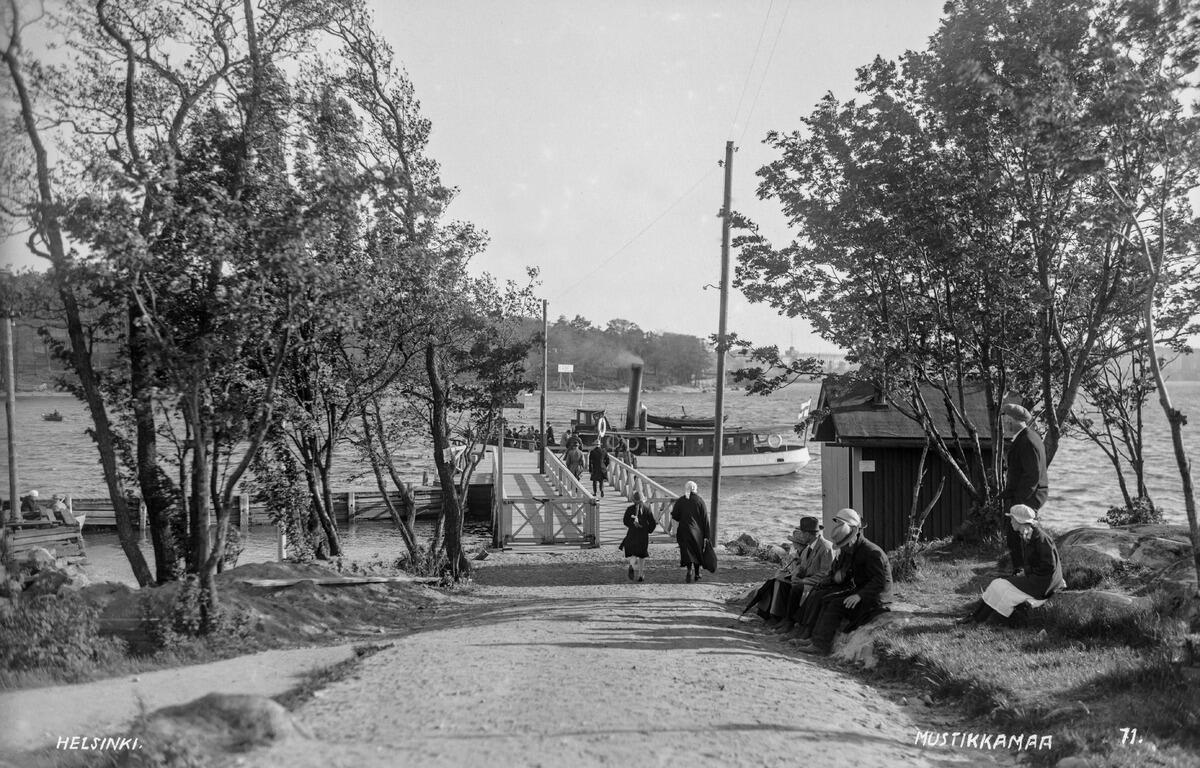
4,523 -> 85,558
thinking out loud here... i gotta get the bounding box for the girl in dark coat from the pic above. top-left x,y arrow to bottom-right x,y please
619,491 -> 657,582
588,444 -> 610,497
669,481 -> 710,583
964,504 -> 1065,623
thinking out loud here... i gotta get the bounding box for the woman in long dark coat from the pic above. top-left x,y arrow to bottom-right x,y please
669,481 -> 710,583
964,504 -> 1065,623
619,491 -> 657,582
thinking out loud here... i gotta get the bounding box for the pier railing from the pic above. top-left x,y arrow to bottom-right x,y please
606,456 -> 680,532
543,448 -> 599,545
490,447 -> 598,547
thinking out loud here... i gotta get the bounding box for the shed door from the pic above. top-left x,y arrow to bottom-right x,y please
821,444 -> 852,531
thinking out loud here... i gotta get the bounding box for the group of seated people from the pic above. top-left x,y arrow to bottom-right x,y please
743,508 -> 892,655
746,504 -> 1067,653
4,489 -> 79,527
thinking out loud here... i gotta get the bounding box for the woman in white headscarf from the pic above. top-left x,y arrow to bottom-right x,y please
667,481 -> 709,583
963,504 -> 1065,623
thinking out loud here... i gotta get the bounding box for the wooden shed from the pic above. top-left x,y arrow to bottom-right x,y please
813,377 -> 997,553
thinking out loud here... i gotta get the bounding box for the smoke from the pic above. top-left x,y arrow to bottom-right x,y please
614,350 -> 644,367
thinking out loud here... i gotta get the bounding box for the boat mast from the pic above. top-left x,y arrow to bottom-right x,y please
710,140 -> 734,543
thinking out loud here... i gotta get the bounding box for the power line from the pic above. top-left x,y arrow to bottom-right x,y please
739,0 -> 792,146
556,166 -> 719,300
729,0 -> 776,137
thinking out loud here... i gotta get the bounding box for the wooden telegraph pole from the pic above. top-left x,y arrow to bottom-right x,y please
3,314 -> 18,527
539,299 -> 548,474
710,140 -> 734,544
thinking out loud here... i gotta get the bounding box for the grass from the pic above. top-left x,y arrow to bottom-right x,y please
871,541 -> 1200,767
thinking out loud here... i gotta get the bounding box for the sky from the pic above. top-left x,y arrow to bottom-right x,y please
1,0 -> 952,353
370,0 -> 950,352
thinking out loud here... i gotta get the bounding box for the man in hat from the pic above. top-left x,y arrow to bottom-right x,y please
743,516 -> 835,627
1000,403 -> 1048,575
767,516 -> 836,635
793,508 -> 892,655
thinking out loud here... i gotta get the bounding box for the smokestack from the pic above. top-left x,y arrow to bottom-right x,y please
625,364 -> 643,430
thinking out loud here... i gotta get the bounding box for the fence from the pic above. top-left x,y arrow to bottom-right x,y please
606,455 -> 680,532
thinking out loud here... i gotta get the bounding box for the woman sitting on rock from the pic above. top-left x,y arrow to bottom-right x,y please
963,504 -> 1065,624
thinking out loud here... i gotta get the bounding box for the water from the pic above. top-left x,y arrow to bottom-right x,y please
4,383 -> 1197,584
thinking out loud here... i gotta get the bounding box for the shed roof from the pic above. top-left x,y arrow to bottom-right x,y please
814,377 -> 997,444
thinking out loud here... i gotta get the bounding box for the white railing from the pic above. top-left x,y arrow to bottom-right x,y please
492,447 -> 509,548
542,448 -> 599,546
606,455 -> 680,533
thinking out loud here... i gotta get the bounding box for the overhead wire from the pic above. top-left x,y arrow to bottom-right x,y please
555,166 -> 719,300
739,0 -> 792,146
728,0 -> 776,138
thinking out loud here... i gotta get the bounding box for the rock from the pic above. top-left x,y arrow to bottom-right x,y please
733,533 -> 759,549
1050,590 -> 1151,614
24,569 -> 69,598
140,693 -> 309,757
24,547 -> 56,571
59,565 -> 93,591
1058,526 -> 1193,575
830,612 -> 908,669
1140,559 -> 1199,608
763,545 -> 787,564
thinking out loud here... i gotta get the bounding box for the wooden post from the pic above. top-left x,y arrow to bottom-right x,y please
239,494 -> 250,533
3,315 -> 18,527
710,140 -> 734,545
539,298 -> 547,474
494,418 -> 505,549
347,490 -> 357,526
277,524 -> 286,561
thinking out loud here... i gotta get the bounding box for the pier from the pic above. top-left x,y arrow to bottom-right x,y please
491,446 -> 681,549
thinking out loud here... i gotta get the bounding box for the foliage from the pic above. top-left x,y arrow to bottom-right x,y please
1099,496 -> 1165,528
141,577 -> 251,652
0,594 -> 126,680
539,314 -> 714,389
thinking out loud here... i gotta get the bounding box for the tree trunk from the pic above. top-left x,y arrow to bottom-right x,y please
426,343 -> 469,579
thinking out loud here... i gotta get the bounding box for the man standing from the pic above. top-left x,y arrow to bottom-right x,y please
793,508 -> 891,655
1000,403 -> 1048,574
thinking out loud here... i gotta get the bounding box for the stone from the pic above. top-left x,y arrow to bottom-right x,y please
734,532 -> 759,549
1058,526 -> 1193,573
141,693 -> 309,757
1140,558 -> 1199,607
763,545 -> 787,564
24,547 -> 56,571
1049,589 -> 1150,613
831,612 -> 908,669
24,569 -> 69,598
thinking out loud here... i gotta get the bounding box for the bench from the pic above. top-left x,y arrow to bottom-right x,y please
4,524 -> 85,558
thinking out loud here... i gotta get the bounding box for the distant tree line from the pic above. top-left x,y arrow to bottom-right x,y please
524,315 -> 712,390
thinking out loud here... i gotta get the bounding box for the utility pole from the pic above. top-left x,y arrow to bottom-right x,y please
3,315 -> 18,527
539,299 -> 548,474
710,140 -> 734,544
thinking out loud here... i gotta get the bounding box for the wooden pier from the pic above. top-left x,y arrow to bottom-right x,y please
491,447 -> 681,549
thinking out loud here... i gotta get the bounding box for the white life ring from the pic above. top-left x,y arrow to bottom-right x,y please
596,416 -> 608,438
624,436 -> 641,453
767,433 -> 784,449
603,434 -> 620,451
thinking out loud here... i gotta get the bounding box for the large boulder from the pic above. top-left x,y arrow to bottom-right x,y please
762,544 -> 788,564
1141,558 -> 1199,606
23,547 -> 56,571
1057,526 -> 1194,581
139,693 -> 308,761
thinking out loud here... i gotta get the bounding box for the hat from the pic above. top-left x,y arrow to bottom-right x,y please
832,508 -> 861,527
1007,504 -> 1038,525
1001,403 -> 1032,422
799,516 -> 822,533
28,489 -> 38,498
684,481 -> 698,494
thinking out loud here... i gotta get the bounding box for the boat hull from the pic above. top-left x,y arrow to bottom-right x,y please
634,447 -> 811,477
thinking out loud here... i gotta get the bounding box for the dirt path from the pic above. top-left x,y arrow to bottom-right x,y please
244,551 -> 1014,768
1,547 -> 1018,767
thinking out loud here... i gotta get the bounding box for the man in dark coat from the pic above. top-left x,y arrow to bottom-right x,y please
1000,403 -> 1049,574
588,443 -> 610,497
669,481 -> 709,583
794,508 -> 892,655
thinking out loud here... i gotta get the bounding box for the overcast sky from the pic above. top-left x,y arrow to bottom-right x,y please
374,0 -> 949,352
2,0 -> 950,353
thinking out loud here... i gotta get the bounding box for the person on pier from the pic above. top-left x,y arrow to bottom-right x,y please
565,441 -> 587,481
588,442 -> 610,497
668,481 -> 710,583
619,491 -> 657,582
